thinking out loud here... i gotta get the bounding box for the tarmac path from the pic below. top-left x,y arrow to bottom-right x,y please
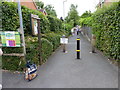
2,34 -> 118,88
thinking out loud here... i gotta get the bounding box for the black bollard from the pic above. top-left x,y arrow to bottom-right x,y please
76,38 -> 80,59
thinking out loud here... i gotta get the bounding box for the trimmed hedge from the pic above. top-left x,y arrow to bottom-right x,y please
43,33 -> 61,50
80,2 -> 120,61
47,15 -> 62,32
2,2 -> 50,34
92,2 -> 120,61
41,38 -> 53,62
2,56 -> 25,71
25,36 -> 53,64
2,37 -> 53,71
1,2 -> 65,71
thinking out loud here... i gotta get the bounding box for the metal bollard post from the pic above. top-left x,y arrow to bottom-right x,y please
76,38 -> 80,59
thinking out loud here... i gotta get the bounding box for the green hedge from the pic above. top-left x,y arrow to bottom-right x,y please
25,36 -> 53,64
41,38 -> 53,62
2,37 -> 53,71
47,15 -> 62,32
2,2 -> 50,34
1,2 -> 65,71
43,33 -> 61,50
80,2 -> 120,61
2,56 -> 25,71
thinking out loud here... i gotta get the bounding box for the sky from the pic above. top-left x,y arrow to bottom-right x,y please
40,0 -> 100,18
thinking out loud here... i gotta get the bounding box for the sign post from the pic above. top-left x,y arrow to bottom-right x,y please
30,14 -> 41,64
60,35 -> 68,53
37,18 -> 42,65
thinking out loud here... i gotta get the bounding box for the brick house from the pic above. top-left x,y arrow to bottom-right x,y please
6,0 -> 38,10
97,0 -> 120,8
9,0 -> 38,10
20,0 -> 38,10
6,0 -> 47,15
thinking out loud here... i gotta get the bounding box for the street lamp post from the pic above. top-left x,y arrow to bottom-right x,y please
63,0 -> 67,33
17,0 -> 26,59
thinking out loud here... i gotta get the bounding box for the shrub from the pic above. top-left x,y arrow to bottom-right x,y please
2,37 -> 53,71
2,56 -> 25,71
41,38 -> 53,62
47,15 -> 62,32
92,2 -> 120,60
80,2 -> 120,61
1,2 -> 50,68
43,33 -> 61,50
1,2 -> 66,71
2,2 -> 50,35
25,36 -> 53,64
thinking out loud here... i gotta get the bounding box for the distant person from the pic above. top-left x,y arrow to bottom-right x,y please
76,25 -> 81,35
74,27 -> 77,35
60,17 -> 64,21
79,26 -> 82,34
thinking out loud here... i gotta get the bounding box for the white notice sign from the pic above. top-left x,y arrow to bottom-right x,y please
60,38 -> 68,44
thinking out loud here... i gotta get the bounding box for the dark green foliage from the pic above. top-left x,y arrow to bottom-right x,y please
25,36 -> 39,65
43,33 -> 61,50
92,2 -> 120,61
80,2 -> 120,61
65,4 -> 80,27
44,5 -> 57,17
2,2 -> 19,31
47,15 -> 62,32
25,36 -> 53,64
2,2 -> 50,35
2,56 -> 25,71
41,38 -> 53,63
2,47 -> 23,53
34,0 -> 44,9
1,2 -> 65,71
21,5 -> 50,35
79,11 -> 92,27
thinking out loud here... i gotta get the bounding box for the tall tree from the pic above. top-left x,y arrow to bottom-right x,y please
80,11 -> 92,18
65,4 -> 80,27
44,5 -> 57,17
35,0 -> 44,9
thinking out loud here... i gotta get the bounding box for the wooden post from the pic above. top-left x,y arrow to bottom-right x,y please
37,19 -> 42,65
91,34 -> 96,53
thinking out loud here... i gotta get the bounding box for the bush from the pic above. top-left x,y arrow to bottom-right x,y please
81,2 -> 120,61
47,15 -> 62,32
2,56 -> 25,71
2,2 -> 19,31
64,23 -> 73,36
2,2 -> 50,35
41,38 -> 53,62
25,36 -> 39,65
43,33 -> 61,50
1,2 -> 66,71
25,36 -> 53,64
2,37 -> 53,71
